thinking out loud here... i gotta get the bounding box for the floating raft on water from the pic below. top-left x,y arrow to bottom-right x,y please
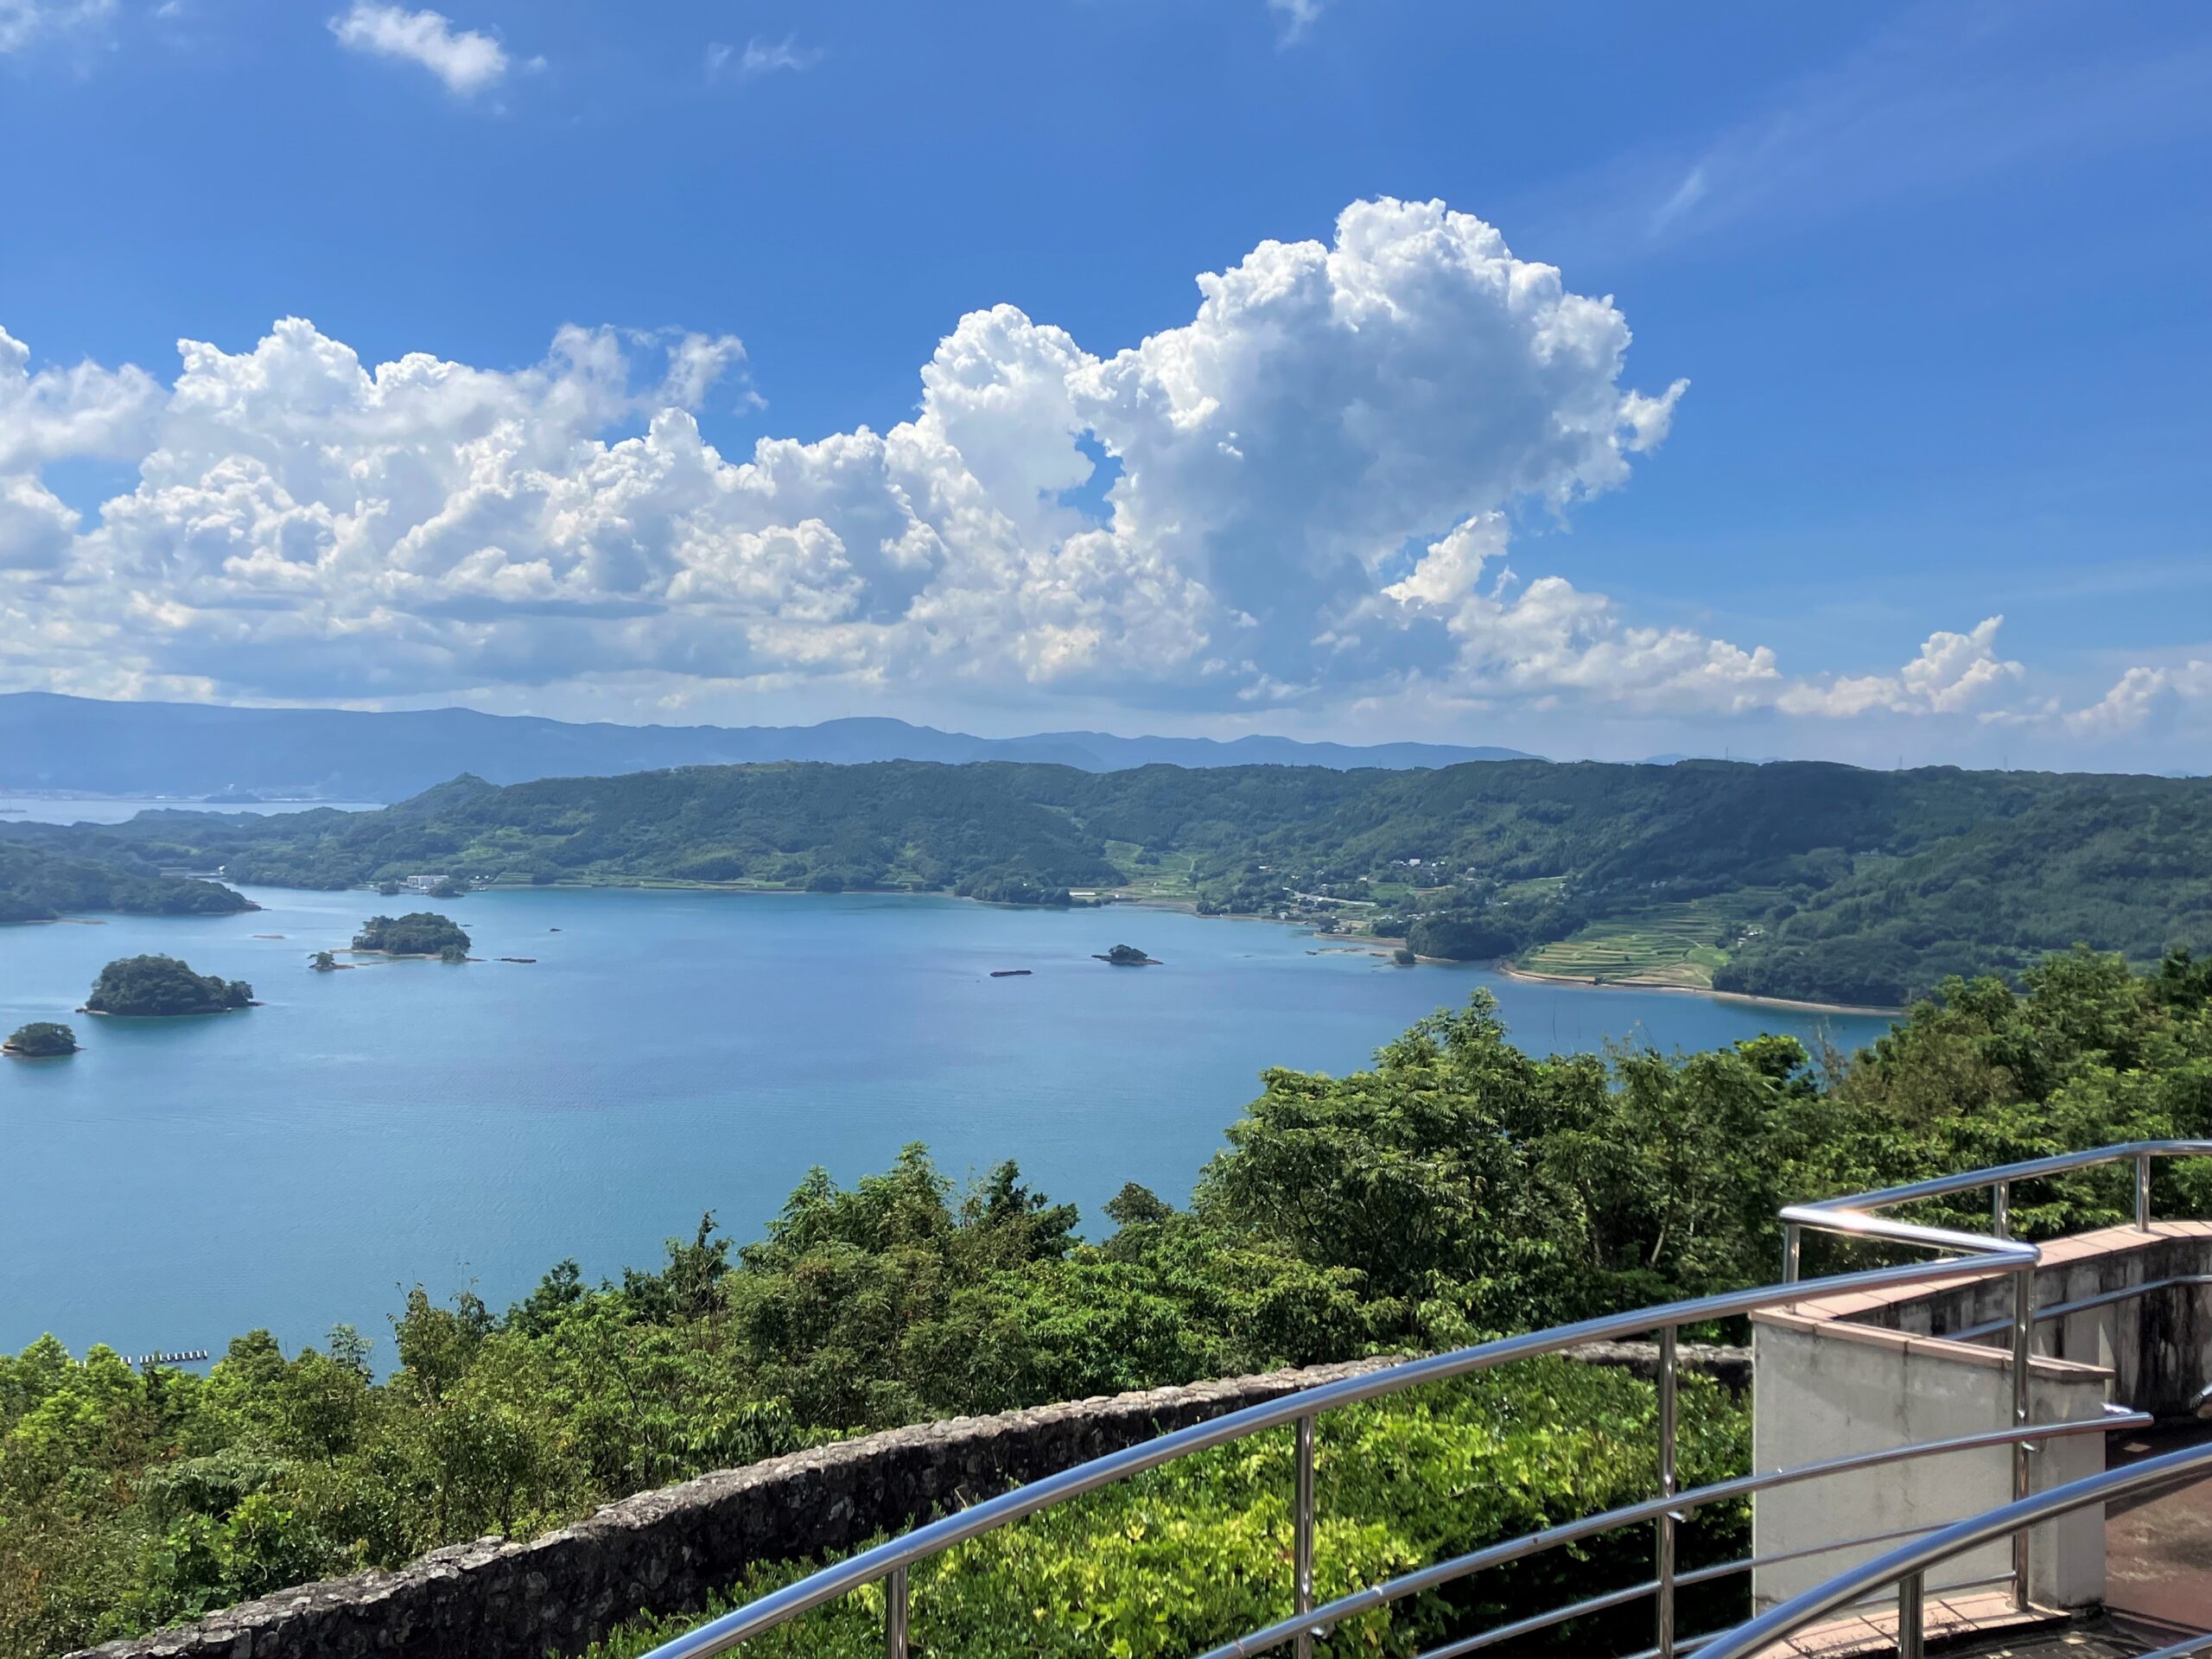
988,969 -> 1033,977
134,1349 -> 210,1368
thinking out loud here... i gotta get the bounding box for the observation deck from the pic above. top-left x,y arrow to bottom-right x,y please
640,1141 -> 2212,1659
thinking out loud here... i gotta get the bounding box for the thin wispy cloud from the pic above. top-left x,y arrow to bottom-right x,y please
1649,165 -> 1707,235
1521,0 -> 2212,261
708,33 -> 822,82
329,2 -> 509,96
1268,0 -> 1325,46
0,0 -> 114,54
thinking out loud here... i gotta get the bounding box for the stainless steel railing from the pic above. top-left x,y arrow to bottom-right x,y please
641,1139 -> 2212,1659
1694,1439 -> 2212,1659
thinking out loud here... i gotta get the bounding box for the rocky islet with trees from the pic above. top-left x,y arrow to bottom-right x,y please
82,955 -> 253,1017
3,1021 -> 79,1057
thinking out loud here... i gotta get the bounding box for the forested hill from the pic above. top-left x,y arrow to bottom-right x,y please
11,757 -> 2208,1006
0,841 -> 252,925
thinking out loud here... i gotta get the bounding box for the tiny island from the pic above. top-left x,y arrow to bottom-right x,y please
352,912 -> 472,962
4,1020 -> 79,1057
84,956 -> 254,1017
1094,944 -> 1160,966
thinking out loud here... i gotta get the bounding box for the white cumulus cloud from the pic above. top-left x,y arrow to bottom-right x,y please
1778,618 -> 2024,718
329,2 -> 508,95
0,195 -> 2094,738
2064,660 -> 2212,737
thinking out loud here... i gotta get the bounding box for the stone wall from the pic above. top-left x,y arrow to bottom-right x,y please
73,1344 -> 1747,1659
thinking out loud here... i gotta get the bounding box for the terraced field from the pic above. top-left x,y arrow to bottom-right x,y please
1099,841 -> 1201,900
1514,898 -> 1764,988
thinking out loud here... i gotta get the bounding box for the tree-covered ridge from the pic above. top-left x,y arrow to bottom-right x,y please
0,841 -> 251,925
351,912 -> 470,957
6,948 -> 2212,1653
29,755 -> 2210,1005
84,957 -> 253,1017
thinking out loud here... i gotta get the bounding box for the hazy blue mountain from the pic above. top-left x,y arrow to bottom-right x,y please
0,693 -> 1535,803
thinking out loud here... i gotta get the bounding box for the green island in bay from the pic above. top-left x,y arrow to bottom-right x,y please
350,912 -> 472,961
83,956 -> 254,1017
3,1021 -> 79,1057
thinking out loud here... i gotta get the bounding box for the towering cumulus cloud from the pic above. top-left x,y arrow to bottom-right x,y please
0,197 -> 2024,728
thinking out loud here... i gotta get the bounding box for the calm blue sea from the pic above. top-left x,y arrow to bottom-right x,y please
0,886 -> 1893,1363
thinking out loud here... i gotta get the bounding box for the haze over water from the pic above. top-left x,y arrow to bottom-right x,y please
2,887 -> 1892,1363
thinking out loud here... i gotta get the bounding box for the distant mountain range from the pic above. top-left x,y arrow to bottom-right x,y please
0,693 -> 1537,803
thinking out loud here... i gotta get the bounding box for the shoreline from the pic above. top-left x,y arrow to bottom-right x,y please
79,1003 -> 258,1017
1497,963 -> 1899,1019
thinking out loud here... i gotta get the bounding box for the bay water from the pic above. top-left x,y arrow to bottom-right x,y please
1,886 -> 1892,1363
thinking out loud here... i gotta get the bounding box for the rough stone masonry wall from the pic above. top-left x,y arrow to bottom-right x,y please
73,1343 -> 1747,1659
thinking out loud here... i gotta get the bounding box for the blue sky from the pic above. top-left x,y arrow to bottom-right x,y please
1,0 -> 2207,766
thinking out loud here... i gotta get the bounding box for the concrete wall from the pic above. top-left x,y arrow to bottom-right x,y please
1849,1224 -> 2212,1419
1749,1223 -> 2212,1614
1750,1314 -> 2110,1610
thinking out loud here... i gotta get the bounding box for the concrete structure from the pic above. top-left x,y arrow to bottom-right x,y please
1751,1305 -> 2110,1608
1751,1222 -> 2212,1612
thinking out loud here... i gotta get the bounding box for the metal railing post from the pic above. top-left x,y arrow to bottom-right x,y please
1993,1181 -> 2010,1240
1656,1325 -> 1679,1659
2011,1264 -> 2034,1609
2138,1152 -> 2154,1231
1897,1570 -> 1925,1659
1294,1413 -> 1316,1659
1783,1220 -> 1801,1285
885,1565 -> 907,1659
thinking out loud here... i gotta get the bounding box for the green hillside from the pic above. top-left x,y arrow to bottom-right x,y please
8,758 -> 2209,1007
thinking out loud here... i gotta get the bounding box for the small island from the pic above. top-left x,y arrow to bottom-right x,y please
85,956 -> 254,1017
352,912 -> 472,960
4,1020 -> 79,1057
1094,944 -> 1160,966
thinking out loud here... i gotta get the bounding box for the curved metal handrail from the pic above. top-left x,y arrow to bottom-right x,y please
640,1253 -> 2029,1659
1192,1408 -> 2144,1659
1781,1138 -> 2212,1279
642,1138 -> 2212,1659
1695,1439 -> 2212,1659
